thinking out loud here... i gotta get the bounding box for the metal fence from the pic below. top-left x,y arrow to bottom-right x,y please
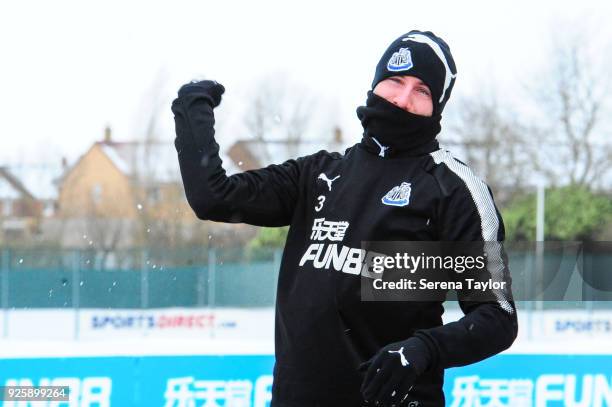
0,247 -> 282,309
0,245 -> 610,309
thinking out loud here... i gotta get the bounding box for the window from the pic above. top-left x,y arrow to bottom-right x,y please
2,199 -> 12,217
147,186 -> 161,205
91,184 -> 103,204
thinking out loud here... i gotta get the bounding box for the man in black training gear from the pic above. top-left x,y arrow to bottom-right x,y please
171,29 -> 518,407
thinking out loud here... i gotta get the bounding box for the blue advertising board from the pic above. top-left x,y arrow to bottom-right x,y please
1,354 -> 610,406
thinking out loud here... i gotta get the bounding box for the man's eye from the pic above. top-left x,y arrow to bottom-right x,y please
418,88 -> 431,96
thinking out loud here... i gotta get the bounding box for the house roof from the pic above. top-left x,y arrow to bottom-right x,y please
0,170 -> 23,199
0,165 -> 61,201
228,139 -> 348,171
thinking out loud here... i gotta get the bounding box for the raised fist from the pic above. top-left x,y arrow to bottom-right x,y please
177,80 -> 225,108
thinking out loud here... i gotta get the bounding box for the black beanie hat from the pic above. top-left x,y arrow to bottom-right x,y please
371,30 -> 457,115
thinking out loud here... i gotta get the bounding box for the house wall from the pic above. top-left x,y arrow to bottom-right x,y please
54,142 -> 259,249
0,175 -> 43,242
58,145 -> 137,219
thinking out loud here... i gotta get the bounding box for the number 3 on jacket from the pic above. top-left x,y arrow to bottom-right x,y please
315,196 -> 325,212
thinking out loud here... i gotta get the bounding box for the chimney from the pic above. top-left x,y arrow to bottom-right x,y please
333,126 -> 343,144
61,156 -> 68,169
104,125 -> 112,143
228,141 -> 262,171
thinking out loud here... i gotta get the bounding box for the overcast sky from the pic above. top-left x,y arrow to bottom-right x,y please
0,0 -> 610,166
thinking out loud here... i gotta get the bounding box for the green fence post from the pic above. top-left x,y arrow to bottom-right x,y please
1,248 -> 9,339
208,248 -> 216,339
208,248 -> 216,309
197,262 -> 206,308
73,249 -> 80,340
141,248 -> 149,309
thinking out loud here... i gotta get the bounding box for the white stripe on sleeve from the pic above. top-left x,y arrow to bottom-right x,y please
431,149 -> 515,315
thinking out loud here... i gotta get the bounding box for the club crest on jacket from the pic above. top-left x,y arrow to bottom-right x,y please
382,182 -> 412,207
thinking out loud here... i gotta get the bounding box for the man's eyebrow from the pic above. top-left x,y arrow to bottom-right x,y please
395,76 -> 428,87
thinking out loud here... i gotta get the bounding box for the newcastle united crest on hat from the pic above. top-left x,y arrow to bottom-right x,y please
387,48 -> 413,72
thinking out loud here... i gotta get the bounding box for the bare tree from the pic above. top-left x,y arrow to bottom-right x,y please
530,27 -> 612,190
130,72 -> 231,257
83,215 -> 130,270
243,73 -> 317,159
131,70 -> 186,252
448,93 -> 534,206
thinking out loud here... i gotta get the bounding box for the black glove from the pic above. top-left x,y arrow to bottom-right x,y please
177,79 -> 225,107
172,80 -> 225,154
359,336 -> 432,406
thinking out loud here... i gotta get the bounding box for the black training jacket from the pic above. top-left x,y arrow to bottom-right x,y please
171,90 -> 518,407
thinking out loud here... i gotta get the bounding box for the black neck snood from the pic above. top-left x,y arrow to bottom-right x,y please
356,91 -> 442,157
